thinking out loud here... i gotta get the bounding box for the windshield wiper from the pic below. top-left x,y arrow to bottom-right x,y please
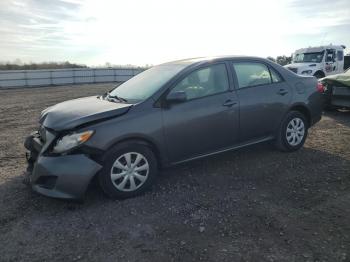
105,92 -> 128,103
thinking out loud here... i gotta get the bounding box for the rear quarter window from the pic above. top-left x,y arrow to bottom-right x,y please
233,62 -> 271,88
270,67 -> 283,83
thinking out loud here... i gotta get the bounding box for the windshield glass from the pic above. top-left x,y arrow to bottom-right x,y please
293,51 -> 324,63
108,64 -> 186,101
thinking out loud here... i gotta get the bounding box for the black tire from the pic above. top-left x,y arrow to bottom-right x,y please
314,72 -> 325,79
98,141 -> 158,199
275,111 -> 308,152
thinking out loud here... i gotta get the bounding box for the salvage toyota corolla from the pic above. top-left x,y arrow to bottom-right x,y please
24,56 -> 323,200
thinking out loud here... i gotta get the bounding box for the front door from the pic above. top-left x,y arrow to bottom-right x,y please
231,61 -> 291,142
336,50 -> 344,74
161,63 -> 239,163
325,49 -> 337,76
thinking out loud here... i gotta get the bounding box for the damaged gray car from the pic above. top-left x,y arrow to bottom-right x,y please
24,56 -> 323,200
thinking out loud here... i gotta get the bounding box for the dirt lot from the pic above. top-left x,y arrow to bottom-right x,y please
0,84 -> 349,262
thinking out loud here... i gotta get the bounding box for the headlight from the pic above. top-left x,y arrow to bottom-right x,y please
53,130 -> 94,153
301,70 -> 313,75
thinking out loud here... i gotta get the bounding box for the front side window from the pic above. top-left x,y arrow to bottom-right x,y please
326,49 -> 336,62
170,64 -> 229,100
233,62 -> 271,88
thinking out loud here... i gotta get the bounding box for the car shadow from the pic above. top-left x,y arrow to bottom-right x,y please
1,142 -> 349,262
0,141 -> 348,214
323,109 -> 350,128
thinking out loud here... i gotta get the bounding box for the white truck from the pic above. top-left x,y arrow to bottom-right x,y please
285,45 -> 347,78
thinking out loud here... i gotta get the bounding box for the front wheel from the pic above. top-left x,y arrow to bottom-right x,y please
275,111 -> 308,152
98,142 -> 158,199
314,72 -> 325,79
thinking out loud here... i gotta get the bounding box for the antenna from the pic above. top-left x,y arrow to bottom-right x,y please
320,32 -> 327,46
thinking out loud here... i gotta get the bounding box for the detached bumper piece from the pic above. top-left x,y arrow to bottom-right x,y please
24,132 -> 102,200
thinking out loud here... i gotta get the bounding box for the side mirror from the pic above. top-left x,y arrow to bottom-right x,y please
166,91 -> 187,103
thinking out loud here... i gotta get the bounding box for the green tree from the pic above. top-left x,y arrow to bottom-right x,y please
276,55 -> 292,66
267,56 -> 276,63
0,61 -> 87,70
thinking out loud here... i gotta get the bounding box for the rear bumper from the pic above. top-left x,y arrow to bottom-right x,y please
311,114 -> 322,126
308,91 -> 324,126
330,86 -> 350,108
24,134 -> 102,200
323,85 -> 350,109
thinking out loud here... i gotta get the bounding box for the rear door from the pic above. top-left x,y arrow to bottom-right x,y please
161,63 -> 239,163
231,61 -> 291,142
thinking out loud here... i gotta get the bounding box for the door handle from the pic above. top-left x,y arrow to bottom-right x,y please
222,100 -> 237,107
277,89 -> 288,96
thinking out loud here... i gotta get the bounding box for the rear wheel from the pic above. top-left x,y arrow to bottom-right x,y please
275,111 -> 308,152
98,142 -> 158,199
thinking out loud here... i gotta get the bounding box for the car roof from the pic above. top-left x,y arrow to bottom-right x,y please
161,55 -> 267,66
160,55 -> 298,81
295,45 -> 345,53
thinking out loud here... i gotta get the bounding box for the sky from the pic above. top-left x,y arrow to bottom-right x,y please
0,0 -> 349,66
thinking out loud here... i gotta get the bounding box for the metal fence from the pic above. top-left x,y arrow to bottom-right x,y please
0,68 -> 144,88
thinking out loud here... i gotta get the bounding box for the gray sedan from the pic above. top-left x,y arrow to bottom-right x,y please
24,56 -> 323,200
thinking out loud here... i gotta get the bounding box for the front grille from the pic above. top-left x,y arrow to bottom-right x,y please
288,67 -> 298,74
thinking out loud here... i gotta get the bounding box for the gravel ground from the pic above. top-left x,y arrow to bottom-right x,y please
0,84 -> 349,262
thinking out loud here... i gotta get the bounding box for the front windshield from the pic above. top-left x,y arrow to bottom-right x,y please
108,64 -> 186,101
293,51 -> 324,63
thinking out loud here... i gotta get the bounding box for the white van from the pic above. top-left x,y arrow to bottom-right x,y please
284,45 -> 346,78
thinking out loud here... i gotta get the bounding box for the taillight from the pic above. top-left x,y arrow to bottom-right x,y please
316,82 -> 325,93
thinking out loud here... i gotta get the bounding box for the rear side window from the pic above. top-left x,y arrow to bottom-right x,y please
233,62 -> 271,88
270,68 -> 283,83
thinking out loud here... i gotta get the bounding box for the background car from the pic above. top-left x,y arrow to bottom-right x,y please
321,68 -> 350,110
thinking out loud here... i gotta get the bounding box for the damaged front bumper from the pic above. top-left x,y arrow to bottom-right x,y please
24,131 -> 102,200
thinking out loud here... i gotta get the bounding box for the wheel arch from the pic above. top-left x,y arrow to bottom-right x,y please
313,70 -> 325,78
288,103 -> 311,126
105,135 -> 165,169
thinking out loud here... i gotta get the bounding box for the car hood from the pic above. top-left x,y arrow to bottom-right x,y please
40,96 -> 133,131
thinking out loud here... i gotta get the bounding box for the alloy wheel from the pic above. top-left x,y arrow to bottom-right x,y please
110,152 -> 149,192
286,117 -> 305,146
